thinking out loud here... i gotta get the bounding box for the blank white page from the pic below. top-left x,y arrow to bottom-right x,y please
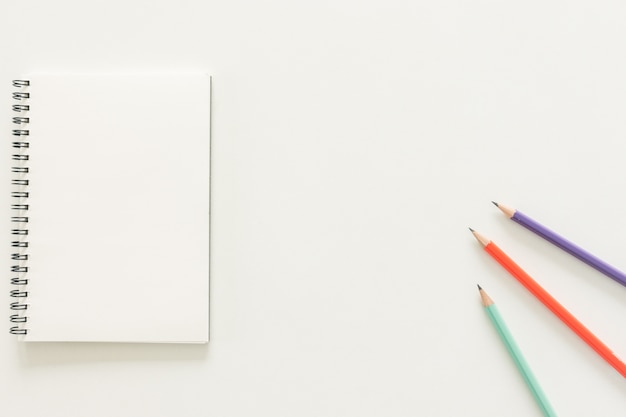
23,73 -> 210,342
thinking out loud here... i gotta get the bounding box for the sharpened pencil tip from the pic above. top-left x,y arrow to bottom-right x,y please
491,201 -> 499,207
479,287 -> 494,306
477,284 -> 482,290
469,228 -> 490,246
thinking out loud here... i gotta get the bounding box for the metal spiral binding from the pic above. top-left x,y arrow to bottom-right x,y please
10,79 -> 30,335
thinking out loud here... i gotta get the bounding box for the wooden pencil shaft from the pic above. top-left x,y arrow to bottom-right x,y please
481,296 -> 558,417
485,240 -> 626,378
495,203 -> 626,287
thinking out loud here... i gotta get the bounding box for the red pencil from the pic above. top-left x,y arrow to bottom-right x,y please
470,228 -> 626,378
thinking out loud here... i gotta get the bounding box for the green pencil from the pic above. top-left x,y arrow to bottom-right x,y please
478,285 -> 558,417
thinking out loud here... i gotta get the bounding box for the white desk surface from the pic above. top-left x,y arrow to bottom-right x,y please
2,1 -> 626,415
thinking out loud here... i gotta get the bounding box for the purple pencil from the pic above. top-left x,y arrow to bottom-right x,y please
493,202 -> 626,288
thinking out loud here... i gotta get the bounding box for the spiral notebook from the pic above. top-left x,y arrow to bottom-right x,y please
10,73 -> 211,343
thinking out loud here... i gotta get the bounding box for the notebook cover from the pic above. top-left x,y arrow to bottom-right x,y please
18,73 -> 210,343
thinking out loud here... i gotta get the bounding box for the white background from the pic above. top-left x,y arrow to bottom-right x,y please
2,1 -> 626,415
